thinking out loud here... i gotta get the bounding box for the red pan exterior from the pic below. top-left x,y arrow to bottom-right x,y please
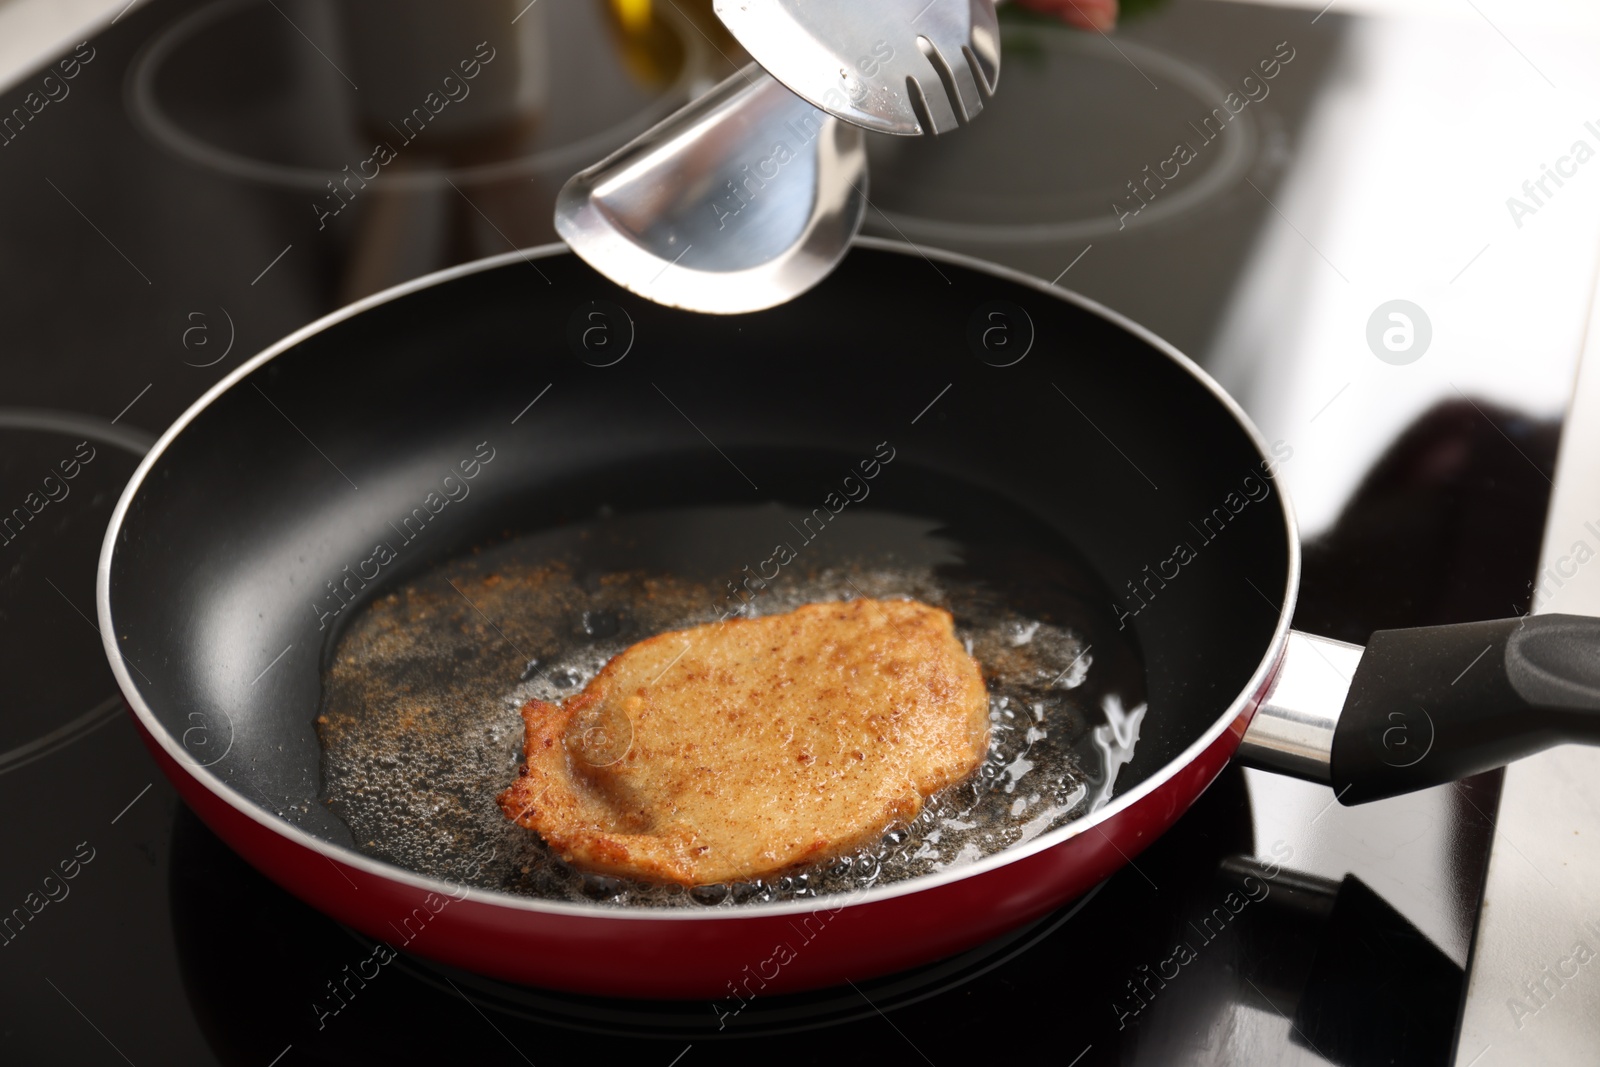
134,694 -> 1258,998
104,241 -> 1299,1001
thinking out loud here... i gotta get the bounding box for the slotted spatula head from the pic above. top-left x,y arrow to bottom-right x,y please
554,65 -> 868,314
714,0 -> 1000,137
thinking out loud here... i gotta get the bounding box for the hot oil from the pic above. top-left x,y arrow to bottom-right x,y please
317,501 -> 1147,908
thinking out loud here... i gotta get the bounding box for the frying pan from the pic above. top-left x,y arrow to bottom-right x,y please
97,238 -> 1600,998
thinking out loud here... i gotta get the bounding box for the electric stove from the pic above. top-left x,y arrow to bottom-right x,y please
4,1 -> 1597,1064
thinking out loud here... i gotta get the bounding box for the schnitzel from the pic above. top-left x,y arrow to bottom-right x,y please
497,598 -> 989,886
498,598 -> 989,885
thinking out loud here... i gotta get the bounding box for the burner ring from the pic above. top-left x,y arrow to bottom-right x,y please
0,410 -> 151,777
865,32 -> 1259,245
0,693 -> 122,778
125,0 -> 705,191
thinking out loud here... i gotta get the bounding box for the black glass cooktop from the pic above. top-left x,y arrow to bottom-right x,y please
0,1 -> 1559,1064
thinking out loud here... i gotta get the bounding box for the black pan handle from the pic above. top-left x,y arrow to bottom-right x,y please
1331,614 -> 1600,804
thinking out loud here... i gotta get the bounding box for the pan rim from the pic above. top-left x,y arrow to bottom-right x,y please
96,237 -> 1301,922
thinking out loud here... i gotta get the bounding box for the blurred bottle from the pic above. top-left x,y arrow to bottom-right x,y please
602,0 -> 743,87
323,0 -> 732,300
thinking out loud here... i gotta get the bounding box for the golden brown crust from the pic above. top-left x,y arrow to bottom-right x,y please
495,599 -> 989,885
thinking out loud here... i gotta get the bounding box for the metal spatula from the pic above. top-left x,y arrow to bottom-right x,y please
712,0 -> 1000,137
554,64 -> 868,315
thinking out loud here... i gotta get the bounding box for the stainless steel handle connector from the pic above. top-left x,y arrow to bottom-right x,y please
1236,630 -> 1365,784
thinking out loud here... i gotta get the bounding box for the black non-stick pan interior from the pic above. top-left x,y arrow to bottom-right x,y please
106,244 -> 1291,852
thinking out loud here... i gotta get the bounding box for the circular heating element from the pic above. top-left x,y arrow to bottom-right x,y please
126,0 -> 703,190
864,30 -> 1257,244
0,412 -> 149,776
